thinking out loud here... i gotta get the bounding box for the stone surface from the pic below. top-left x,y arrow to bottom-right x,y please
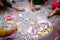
0,0 -> 60,40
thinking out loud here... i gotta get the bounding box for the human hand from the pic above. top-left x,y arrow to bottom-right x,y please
18,7 -> 25,12
31,6 -> 36,11
34,5 -> 40,10
47,14 -> 53,18
56,8 -> 60,11
13,24 -> 17,30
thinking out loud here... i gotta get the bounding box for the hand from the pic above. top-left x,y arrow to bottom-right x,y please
56,8 -> 60,11
34,5 -> 40,10
47,14 -> 52,18
13,24 -> 17,30
31,6 -> 35,11
18,7 -> 25,12
12,5 -> 25,12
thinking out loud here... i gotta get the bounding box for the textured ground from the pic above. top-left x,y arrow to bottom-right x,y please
0,0 -> 60,40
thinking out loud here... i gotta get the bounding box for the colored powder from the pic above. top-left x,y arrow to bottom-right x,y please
44,30 -> 48,34
41,32 -> 45,36
37,31 -> 41,34
47,27 -> 51,32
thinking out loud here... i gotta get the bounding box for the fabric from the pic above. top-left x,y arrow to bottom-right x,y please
0,29 -> 6,37
52,0 -> 60,9
2,0 -> 12,8
52,2 -> 59,9
52,0 -> 60,15
33,0 -> 42,5
0,0 -> 12,11
29,0 -> 48,5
